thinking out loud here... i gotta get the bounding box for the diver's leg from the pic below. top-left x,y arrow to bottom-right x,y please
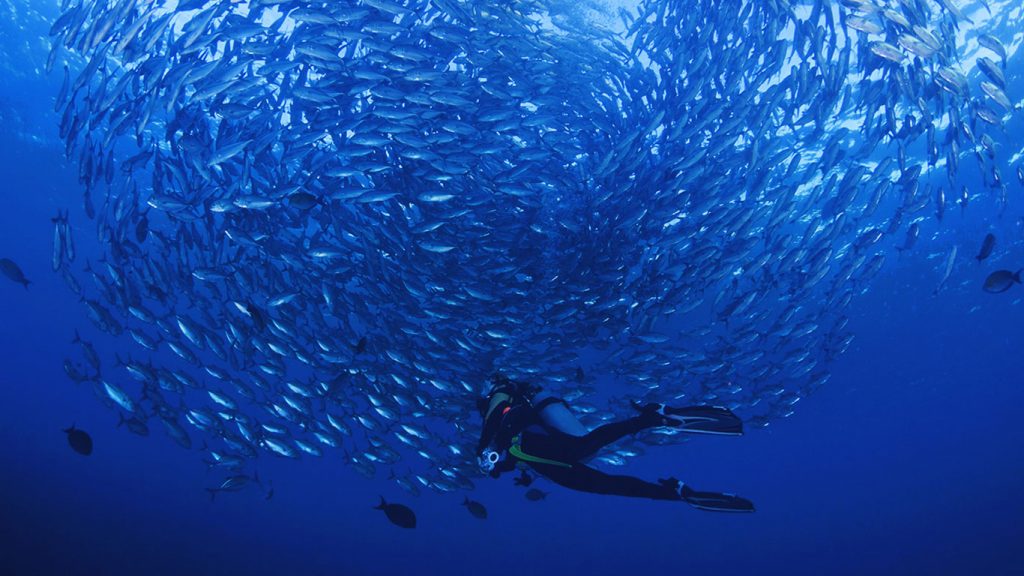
528,404 -> 740,463
534,462 -> 679,501
564,414 -> 660,461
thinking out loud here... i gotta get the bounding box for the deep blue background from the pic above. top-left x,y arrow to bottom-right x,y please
2,3 -> 1024,575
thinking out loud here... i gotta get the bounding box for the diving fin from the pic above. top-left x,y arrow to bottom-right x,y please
661,478 -> 755,513
634,402 -> 744,435
663,405 -> 744,436
681,485 -> 755,513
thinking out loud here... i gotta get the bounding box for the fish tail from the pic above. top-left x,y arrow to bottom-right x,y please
1016,269 -> 1023,284
117,413 -> 124,428
72,329 -> 81,344
207,488 -> 217,502
463,496 -> 469,506
374,496 -> 386,509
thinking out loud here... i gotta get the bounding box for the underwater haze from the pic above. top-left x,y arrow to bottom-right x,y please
1,0 -> 1023,574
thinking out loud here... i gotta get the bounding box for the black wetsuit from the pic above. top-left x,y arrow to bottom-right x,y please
479,393 -> 678,501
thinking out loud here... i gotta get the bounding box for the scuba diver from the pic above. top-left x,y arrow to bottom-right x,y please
476,374 -> 755,512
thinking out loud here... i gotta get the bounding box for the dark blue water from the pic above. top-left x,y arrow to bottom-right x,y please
2,2 -> 1024,575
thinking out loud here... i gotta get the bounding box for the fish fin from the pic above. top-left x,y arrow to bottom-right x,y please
1016,269 -> 1023,283
374,495 -> 386,510
63,423 -> 75,433
72,329 -> 81,344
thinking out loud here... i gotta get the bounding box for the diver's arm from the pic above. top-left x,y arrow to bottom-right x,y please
489,456 -> 516,478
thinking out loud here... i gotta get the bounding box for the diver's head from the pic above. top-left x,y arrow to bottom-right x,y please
490,371 -> 513,390
478,389 -> 512,421
477,373 -> 511,416
477,372 -> 537,417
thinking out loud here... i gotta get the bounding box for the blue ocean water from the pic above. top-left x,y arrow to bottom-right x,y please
2,0 -> 1023,575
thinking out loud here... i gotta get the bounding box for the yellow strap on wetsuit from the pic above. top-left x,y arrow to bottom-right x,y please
508,434 -> 572,468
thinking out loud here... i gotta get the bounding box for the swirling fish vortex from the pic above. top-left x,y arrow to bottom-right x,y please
49,0 -> 1018,492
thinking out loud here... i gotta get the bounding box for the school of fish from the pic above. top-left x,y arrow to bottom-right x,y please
42,0 -> 1022,497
